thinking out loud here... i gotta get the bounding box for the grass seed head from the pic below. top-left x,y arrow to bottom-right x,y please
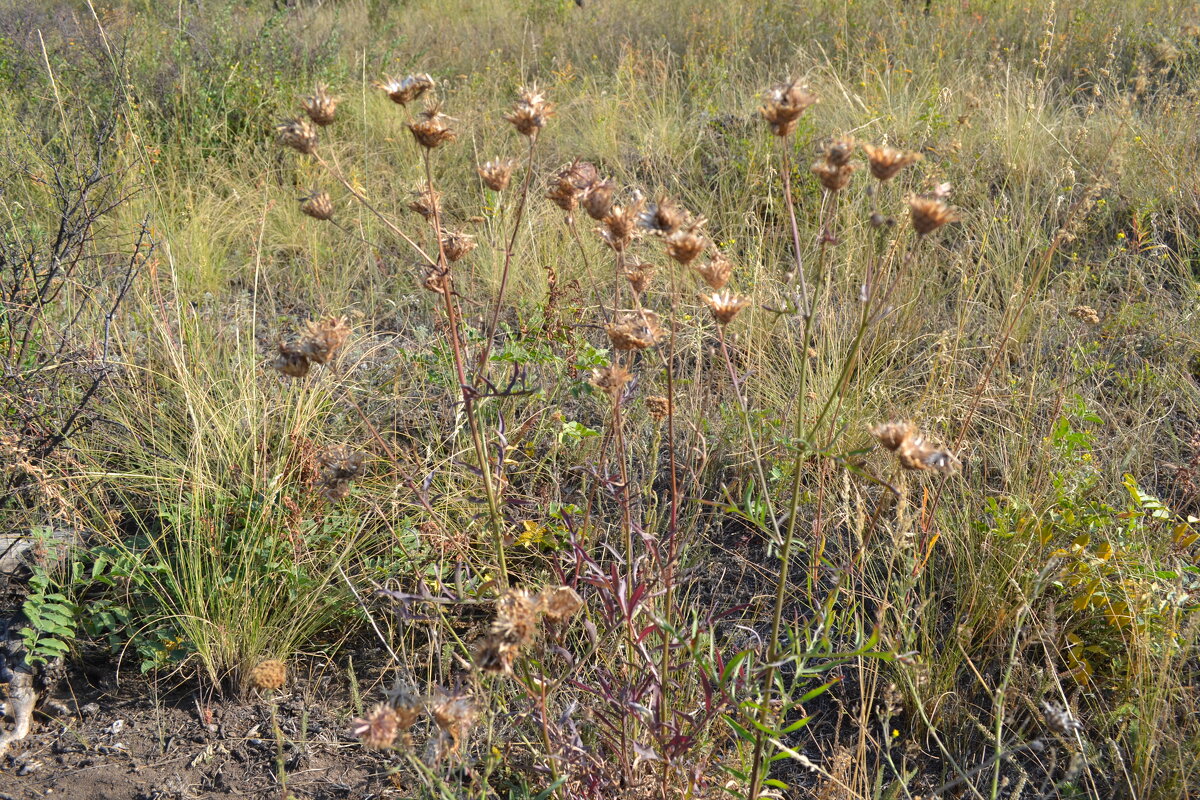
759,80 -> 817,137
701,291 -> 751,325
301,83 -> 340,126
352,703 -> 401,749
440,230 -> 477,262
375,73 -> 434,106
249,659 -> 287,690
694,252 -> 733,290
408,102 -> 457,149
606,311 -> 662,350
504,85 -> 554,138
478,158 -> 517,191
908,193 -> 960,235
275,118 -> 318,154
863,143 -> 923,181
299,190 -> 334,221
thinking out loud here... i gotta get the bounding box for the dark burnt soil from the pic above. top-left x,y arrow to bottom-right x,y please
0,651 -> 403,800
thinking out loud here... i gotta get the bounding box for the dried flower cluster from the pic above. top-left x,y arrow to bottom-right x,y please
375,73 -> 434,106
350,679 -> 472,764
694,253 -> 733,290
474,585 -> 583,674
317,446 -> 365,500
606,310 -> 662,350
504,85 -> 554,138
301,84 -> 340,126
273,316 -> 351,378
440,230 -> 477,262
590,364 -> 633,397
408,187 -> 442,220
1069,304 -> 1101,325
623,258 -> 656,295
665,219 -> 709,264
248,659 -> 287,691
759,80 -> 818,137
646,394 -> 671,420
546,160 -> 599,212
870,421 -> 960,474
811,136 -> 857,193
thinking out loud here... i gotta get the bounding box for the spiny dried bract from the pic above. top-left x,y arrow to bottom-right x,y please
694,252 -> 733,290
646,394 -> 671,421
862,143 -> 922,181
811,159 -> 856,193
504,85 -> 554,138
317,446 -> 365,501
759,80 -> 818,137
425,693 -> 476,764
599,197 -> 646,251
249,659 -> 287,691
1069,305 -> 1101,325
1041,702 -> 1084,736
299,190 -> 334,221
665,219 -> 708,265
440,230 -> 477,262
701,291 -> 751,325
589,364 -> 632,397
352,703 -> 401,749
546,160 -> 599,212
870,421 -> 959,475
606,310 -> 662,350
408,102 -> 457,149
301,83 -> 340,126
638,196 -> 689,236
408,187 -> 442,220
624,258 -> 656,295
537,585 -> 583,622
375,73 -> 434,106
478,158 -> 517,192
475,588 -> 540,674
581,179 -> 617,221
908,192 -> 960,236
275,118 -> 318,155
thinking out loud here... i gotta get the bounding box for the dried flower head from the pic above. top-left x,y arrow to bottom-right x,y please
408,102 -> 457,149
425,693 -> 476,764
1041,702 -> 1083,736
475,588 -> 540,674
759,80 -> 818,137
870,421 -> 959,474
300,316 -> 351,364
537,585 -> 583,622
273,343 -> 311,378
606,311 -> 662,350
408,187 -> 442,220
665,220 -> 708,265
440,230 -> 477,262
375,73 -> 434,106
589,364 -> 633,397
478,158 -> 517,191
624,258 -> 656,295
694,252 -> 733,290
862,143 -> 923,181
701,291 -> 751,325
600,197 -> 646,251
317,446 -> 365,501
352,703 -> 401,749
646,395 -> 671,420
423,263 -> 450,294
1069,305 -> 1101,325
249,659 -> 287,691
504,85 -> 554,138
811,159 -> 856,192
275,118 -> 318,154
824,136 -> 856,167
545,160 -> 598,212
638,196 -> 689,236
908,193 -> 960,236
299,190 -> 334,221
301,84 -> 340,126
582,179 -> 617,221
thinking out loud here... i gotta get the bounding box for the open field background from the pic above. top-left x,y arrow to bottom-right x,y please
1,0 -> 1199,797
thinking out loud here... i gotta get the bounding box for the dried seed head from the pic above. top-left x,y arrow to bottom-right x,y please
862,143 -> 923,181
299,190 -> 334,221
599,197 -> 646,251
546,160 -> 598,212
430,693 -> 476,751
646,394 -> 671,420
408,102 -> 457,149
759,80 -> 818,137
870,421 -> 915,452
352,703 -> 401,749
440,230 -> 477,262
694,252 -> 733,290
1069,305 -> 1101,325
478,158 -> 517,191
300,316 -> 351,364
423,263 -> 450,294
589,364 -> 633,397
249,659 -> 287,691
701,291 -> 751,325
870,421 -> 959,475
665,219 -> 708,265
537,585 -> 583,622
408,187 -> 442,220
301,83 -> 340,126
317,446 -> 365,501
811,159 -> 856,192
606,310 -> 662,350
1041,702 -> 1084,736
375,73 -> 434,106
638,196 -> 689,236
908,193 -> 960,236
475,588 -> 540,674
825,136 -> 856,167
273,343 -> 311,378
275,118 -> 318,154
624,258 -> 656,295
504,85 -> 554,138
582,179 -> 617,221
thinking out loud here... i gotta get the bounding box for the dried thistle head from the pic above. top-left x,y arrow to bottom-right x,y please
249,659 -> 287,691
299,190 -> 334,221
908,193 -> 960,236
624,258 -> 656,295
425,693 -> 476,764
352,703 -> 401,749
811,159 -> 856,192
589,364 -> 633,397
638,196 -> 689,236
537,585 -> 583,622
599,197 -> 646,251
1041,702 -> 1084,736
475,588 -> 540,674
870,421 -> 959,475
759,80 -> 818,137
824,136 -> 856,167
1069,305 -> 1101,325
665,219 -> 708,265
423,263 -> 450,294
701,291 -> 751,325
582,179 -> 617,221
272,343 -> 311,378
546,160 -> 599,212
504,85 -> 554,138
646,395 -> 670,421
694,252 -> 733,290
408,187 -> 442,220
440,230 -> 477,262
301,83 -> 340,126
275,118 -> 318,154
300,316 -> 351,364
606,310 -> 662,350
862,143 -> 922,181
375,73 -> 434,106
478,158 -> 517,191
317,446 -> 365,501
408,102 -> 457,149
